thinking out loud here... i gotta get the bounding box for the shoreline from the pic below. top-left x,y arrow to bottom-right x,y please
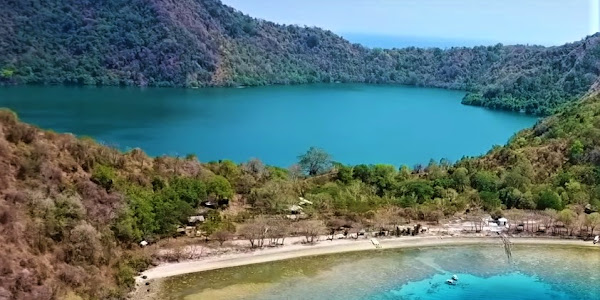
138,235 -> 597,281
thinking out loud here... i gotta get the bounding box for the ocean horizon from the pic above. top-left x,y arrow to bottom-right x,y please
340,32 -> 505,49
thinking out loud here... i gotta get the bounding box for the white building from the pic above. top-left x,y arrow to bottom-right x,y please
498,217 -> 508,227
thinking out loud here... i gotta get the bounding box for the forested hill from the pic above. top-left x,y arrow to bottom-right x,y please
2,90 -> 600,299
2,0 -> 600,114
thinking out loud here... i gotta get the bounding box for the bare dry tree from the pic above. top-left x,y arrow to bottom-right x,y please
211,230 -> 234,246
298,219 -> 326,244
267,218 -> 291,246
237,216 -> 268,248
187,244 -> 205,260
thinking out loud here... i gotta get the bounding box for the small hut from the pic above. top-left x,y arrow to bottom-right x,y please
289,205 -> 303,215
201,201 -> 218,209
188,215 -> 205,225
498,217 -> 508,227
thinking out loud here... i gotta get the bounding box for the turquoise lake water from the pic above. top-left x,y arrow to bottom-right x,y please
159,245 -> 600,300
0,84 -> 536,166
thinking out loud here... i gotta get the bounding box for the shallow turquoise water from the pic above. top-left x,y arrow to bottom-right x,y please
376,272 -> 573,300
159,245 -> 600,300
0,84 -> 536,166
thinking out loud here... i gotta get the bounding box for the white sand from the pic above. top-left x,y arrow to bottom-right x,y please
139,236 -> 597,280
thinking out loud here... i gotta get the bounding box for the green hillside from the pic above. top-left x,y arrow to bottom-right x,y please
2,0 -> 600,114
2,89 -> 600,298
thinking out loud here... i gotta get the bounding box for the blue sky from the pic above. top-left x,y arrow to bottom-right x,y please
221,0 -> 598,46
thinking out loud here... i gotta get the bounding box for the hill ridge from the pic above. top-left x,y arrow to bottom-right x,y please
1,0 -> 600,114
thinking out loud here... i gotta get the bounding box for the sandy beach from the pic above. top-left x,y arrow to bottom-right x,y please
139,235 -> 597,281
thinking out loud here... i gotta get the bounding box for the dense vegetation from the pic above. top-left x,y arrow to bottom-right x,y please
3,1 -> 600,298
3,90 -> 600,298
2,0 -> 600,114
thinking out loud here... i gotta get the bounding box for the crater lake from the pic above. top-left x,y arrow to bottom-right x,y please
0,84 -> 537,166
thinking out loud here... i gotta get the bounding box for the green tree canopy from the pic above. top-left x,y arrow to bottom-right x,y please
452,167 -> 470,192
471,171 -> 498,192
336,165 -> 353,184
537,189 -> 562,210
371,164 -> 397,196
353,164 -> 373,183
207,175 -> 234,200
169,177 -> 207,207
479,191 -> 501,211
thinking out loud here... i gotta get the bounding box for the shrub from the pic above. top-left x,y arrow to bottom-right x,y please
39,162 -> 63,184
6,123 -> 36,144
115,264 -> 136,290
0,109 -> 18,125
207,175 -> 233,200
58,264 -> 86,287
65,223 -> 102,265
537,189 -> 562,210
91,164 -> 116,190
4,190 -> 26,204
0,204 -> 15,225
122,252 -> 152,272
0,136 -> 11,158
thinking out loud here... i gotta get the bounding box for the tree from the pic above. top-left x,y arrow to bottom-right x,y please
557,209 -> 577,235
306,35 -> 319,48
479,191 -> 501,211
298,147 -> 332,176
353,164 -> 373,183
288,164 -> 303,181
466,210 -> 487,233
237,216 -> 268,248
569,140 -> 584,162
236,173 -> 257,194
241,158 -> 268,180
207,175 -> 233,200
371,164 -> 397,196
169,177 -> 207,206
400,180 -> 434,203
336,165 -> 353,184
217,160 -> 241,182
211,230 -> 234,246
200,210 -> 223,239
537,189 -> 562,210
500,188 -> 521,209
397,165 -> 412,182
66,223 -> 102,265
452,167 -> 470,192
542,209 -> 558,234
266,218 -> 291,246
298,220 -> 326,244
0,68 -> 14,79
374,207 -> 404,232
91,164 -> 116,190
503,170 -> 530,191
585,212 -> 600,236
152,189 -> 194,235
471,171 -> 498,192
114,185 -> 157,240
